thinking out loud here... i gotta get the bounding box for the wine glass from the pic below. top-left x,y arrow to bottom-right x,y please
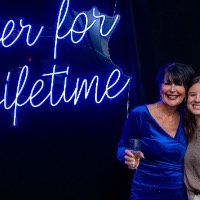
130,139 -> 141,160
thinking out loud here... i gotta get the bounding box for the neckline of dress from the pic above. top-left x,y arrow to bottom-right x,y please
145,104 -> 180,139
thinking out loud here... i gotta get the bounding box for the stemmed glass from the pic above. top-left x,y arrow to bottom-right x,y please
130,139 -> 141,160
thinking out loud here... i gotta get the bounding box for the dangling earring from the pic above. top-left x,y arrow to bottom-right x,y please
158,94 -> 161,102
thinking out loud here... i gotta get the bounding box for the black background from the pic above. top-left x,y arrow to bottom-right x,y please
0,0 -> 200,200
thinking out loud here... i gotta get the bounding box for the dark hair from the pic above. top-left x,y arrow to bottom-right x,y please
183,76 -> 200,141
156,62 -> 195,91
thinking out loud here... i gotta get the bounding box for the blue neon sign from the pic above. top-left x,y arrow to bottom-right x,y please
0,0 -> 131,126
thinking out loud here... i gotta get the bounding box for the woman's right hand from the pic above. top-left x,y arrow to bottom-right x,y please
124,149 -> 144,170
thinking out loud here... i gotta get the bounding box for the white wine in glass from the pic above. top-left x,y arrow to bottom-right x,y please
130,139 -> 141,160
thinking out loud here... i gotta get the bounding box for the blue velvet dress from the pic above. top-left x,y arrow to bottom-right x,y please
117,105 -> 188,200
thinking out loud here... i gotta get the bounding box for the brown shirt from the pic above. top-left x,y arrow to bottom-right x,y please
184,126 -> 200,191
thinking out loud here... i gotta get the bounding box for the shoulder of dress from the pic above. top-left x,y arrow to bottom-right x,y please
129,105 -> 147,115
178,108 -> 185,116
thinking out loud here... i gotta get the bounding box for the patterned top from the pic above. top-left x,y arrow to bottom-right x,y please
184,126 -> 200,191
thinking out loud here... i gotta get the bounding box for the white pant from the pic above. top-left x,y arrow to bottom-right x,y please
188,191 -> 200,200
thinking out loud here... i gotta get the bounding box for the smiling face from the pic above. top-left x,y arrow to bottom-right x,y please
187,82 -> 200,122
160,73 -> 186,107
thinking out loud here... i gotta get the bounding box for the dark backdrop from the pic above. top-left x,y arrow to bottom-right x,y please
0,1 -> 200,200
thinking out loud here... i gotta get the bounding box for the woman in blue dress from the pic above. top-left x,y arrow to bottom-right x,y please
117,62 -> 195,200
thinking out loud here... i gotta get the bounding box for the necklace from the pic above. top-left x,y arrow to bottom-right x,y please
156,103 -> 175,133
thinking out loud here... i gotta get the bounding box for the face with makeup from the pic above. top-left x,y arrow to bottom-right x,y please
160,73 -> 186,107
187,82 -> 200,123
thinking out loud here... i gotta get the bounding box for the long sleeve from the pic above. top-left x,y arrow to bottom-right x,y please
117,109 -> 140,162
